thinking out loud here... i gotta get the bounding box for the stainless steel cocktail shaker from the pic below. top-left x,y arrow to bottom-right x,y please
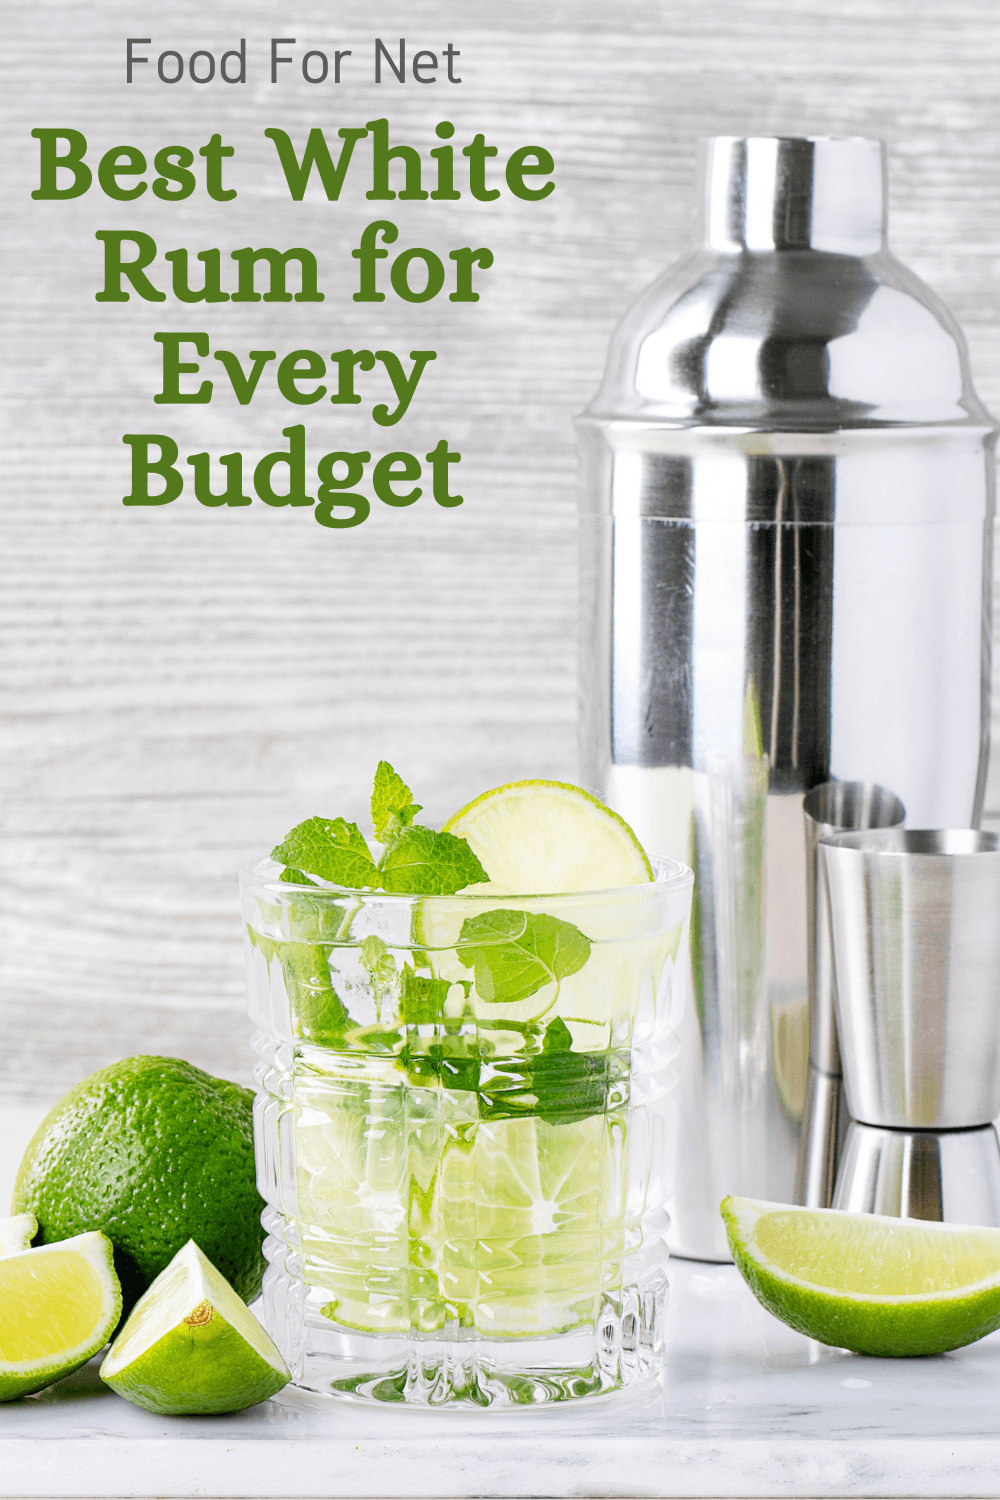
577,137 -> 997,1261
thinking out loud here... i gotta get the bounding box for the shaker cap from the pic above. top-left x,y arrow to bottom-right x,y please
701,137 -> 884,255
581,136 -> 993,431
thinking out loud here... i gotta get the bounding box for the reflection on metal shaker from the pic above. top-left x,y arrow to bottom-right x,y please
576,137 -> 996,1260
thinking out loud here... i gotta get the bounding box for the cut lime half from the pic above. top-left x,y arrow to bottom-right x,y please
443,780 -> 653,895
0,1229 -> 121,1402
101,1240 -> 289,1415
722,1195 -> 1000,1356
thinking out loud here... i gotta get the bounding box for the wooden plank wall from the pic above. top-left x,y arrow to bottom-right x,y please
4,0 -> 1000,1104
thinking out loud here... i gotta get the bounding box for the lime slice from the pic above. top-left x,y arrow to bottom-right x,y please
466,1113 -> 618,1337
296,1073 -> 621,1340
442,779 -> 653,895
722,1195 -> 1000,1356
100,1240 -> 289,1414
0,1229 -> 122,1402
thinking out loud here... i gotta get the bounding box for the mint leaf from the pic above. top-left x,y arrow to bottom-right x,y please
379,825 -> 489,896
542,1016 -> 573,1053
248,928 -> 351,1041
398,967 -> 480,1090
279,866 -> 316,885
399,965 -> 454,1026
359,935 -> 398,1020
360,933 -> 395,982
371,761 -> 422,844
456,910 -> 591,1005
484,1048 -> 613,1125
271,816 -> 381,888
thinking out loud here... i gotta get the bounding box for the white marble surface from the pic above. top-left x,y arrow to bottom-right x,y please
7,1105 -> 1000,1498
5,1250 -> 1000,1498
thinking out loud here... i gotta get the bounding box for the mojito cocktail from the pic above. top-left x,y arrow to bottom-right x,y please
243,770 -> 692,1405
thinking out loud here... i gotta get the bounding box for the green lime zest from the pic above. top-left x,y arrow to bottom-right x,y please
12,1058 -> 264,1319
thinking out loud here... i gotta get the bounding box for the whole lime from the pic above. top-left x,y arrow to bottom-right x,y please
13,1056 -> 265,1317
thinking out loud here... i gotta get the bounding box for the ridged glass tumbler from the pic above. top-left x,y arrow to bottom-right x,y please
241,857 -> 692,1406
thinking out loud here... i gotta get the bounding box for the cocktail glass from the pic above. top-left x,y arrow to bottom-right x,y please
241,855 -> 692,1406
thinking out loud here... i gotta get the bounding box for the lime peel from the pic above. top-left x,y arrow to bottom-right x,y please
101,1240 -> 289,1415
0,1230 -> 121,1402
12,1055 -> 265,1317
722,1195 -> 1000,1356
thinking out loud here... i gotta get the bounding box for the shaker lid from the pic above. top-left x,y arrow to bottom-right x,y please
702,137 -> 884,256
581,137 -> 994,432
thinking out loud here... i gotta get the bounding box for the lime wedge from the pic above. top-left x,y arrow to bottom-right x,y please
442,779 -> 653,894
0,1212 -> 37,1257
0,1229 -> 122,1401
100,1240 -> 289,1414
722,1195 -> 1000,1356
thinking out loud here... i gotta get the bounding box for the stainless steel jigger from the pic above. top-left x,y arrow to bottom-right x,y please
795,783 -> 905,1208
821,829 -> 1000,1227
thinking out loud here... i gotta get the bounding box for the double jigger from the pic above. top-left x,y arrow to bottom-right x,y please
797,787 -> 1000,1227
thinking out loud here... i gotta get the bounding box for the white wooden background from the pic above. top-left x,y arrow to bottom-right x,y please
4,0 -> 1000,1107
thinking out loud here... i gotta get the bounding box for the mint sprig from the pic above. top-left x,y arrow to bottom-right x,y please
270,763 -> 489,897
